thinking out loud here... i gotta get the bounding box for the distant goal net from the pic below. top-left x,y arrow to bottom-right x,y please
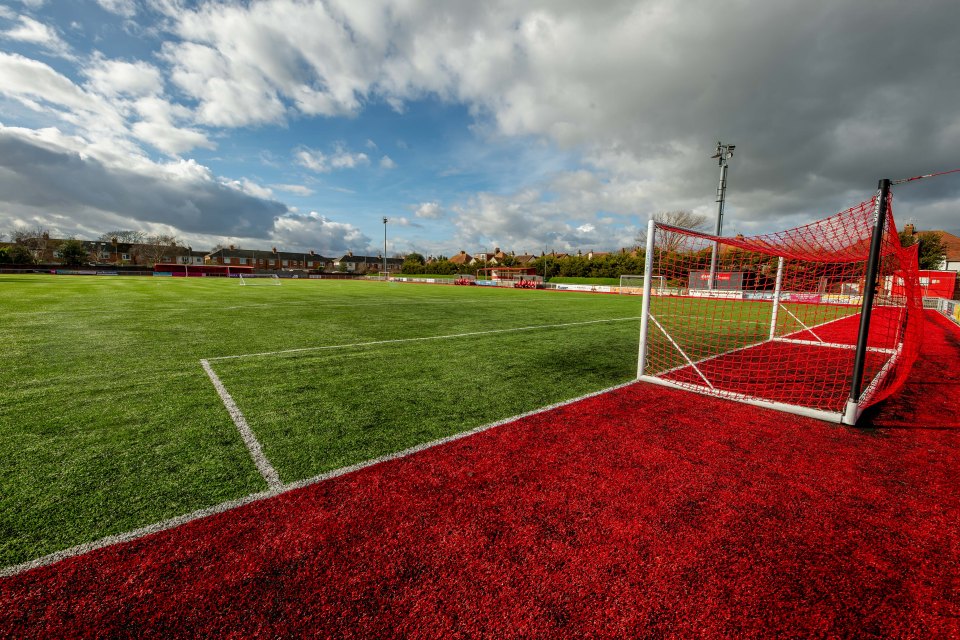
636,189 -> 922,425
619,275 -> 665,295
239,273 -> 281,286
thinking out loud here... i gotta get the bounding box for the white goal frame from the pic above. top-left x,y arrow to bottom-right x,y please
239,273 -> 281,286
619,274 -> 664,295
634,217 -> 909,426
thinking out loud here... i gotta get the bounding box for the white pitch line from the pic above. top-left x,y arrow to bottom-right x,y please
200,359 -> 282,489
205,316 -> 642,362
0,379 -> 639,578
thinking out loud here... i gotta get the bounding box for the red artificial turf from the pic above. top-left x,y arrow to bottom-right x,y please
661,339 -> 888,412
3,310 -> 959,638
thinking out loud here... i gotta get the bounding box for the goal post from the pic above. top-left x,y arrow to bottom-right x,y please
636,189 -> 922,425
239,273 -> 281,286
619,274 -> 664,295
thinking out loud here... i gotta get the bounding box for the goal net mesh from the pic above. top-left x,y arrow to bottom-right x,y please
640,195 -> 922,420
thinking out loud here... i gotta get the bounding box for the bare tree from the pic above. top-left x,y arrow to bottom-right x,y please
637,210 -> 710,253
139,234 -> 179,266
11,224 -> 52,261
98,230 -> 145,244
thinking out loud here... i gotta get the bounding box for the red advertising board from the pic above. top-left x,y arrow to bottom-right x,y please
890,270 -> 956,298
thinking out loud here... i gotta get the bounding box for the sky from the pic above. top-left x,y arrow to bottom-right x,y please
0,0 -> 958,259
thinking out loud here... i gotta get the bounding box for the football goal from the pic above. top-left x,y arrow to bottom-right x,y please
619,275 -> 665,295
636,180 -> 922,425
239,273 -> 281,286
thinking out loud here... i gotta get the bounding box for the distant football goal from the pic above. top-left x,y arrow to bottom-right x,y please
619,275 -> 664,295
239,273 -> 281,286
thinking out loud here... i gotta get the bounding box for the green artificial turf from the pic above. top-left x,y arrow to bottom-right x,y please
0,276 -> 644,566
0,275 -> 853,567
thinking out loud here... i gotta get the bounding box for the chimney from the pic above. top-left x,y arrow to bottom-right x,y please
494,247 -> 500,253
460,250 -> 466,255
904,224 -> 915,236
272,246 -> 278,253
309,250 -> 315,256
229,244 -> 235,250
348,250 -> 353,257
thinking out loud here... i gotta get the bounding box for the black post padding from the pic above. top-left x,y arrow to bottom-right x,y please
849,178 -> 891,403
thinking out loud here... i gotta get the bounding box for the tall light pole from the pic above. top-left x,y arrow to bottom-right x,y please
382,216 -> 388,279
708,141 -> 735,290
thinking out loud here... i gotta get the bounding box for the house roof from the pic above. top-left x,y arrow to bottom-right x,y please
448,252 -> 472,264
903,227 -> 960,261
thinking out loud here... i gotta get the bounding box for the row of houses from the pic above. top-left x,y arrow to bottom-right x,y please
1,236 -> 405,274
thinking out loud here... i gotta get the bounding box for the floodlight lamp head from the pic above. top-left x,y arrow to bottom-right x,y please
383,216 -> 388,224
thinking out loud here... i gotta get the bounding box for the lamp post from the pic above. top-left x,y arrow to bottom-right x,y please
382,216 -> 388,279
708,141 -> 735,290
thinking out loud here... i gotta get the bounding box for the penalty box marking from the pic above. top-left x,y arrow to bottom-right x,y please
1,378 -> 640,578
202,316 -> 641,487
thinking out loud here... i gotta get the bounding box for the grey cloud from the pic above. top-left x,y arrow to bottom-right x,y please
0,130 -> 287,236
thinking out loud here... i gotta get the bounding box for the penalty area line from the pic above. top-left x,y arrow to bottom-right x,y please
0,379 -> 639,579
201,359 -> 282,490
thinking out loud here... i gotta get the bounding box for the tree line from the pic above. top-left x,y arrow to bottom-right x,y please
0,226 -> 181,266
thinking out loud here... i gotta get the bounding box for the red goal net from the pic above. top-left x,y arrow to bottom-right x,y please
637,194 -> 922,424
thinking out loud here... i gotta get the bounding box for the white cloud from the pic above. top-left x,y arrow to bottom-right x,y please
3,16 -> 71,56
294,148 -> 328,172
96,0 -> 137,18
17,0 -> 46,8
83,58 -> 163,97
379,155 -> 396,169
295,144 -> 370,173
414,202 -> 443,219
271,183 -> 314,196
0,52 -> 122,129
0,7 -> 15,19
221,177 -> 273,200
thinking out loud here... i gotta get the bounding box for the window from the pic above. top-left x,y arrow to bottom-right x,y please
282,260 -> 289,267
239,258 -> 247,265
223,257 -> 230,264
121,253 -> 130,260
